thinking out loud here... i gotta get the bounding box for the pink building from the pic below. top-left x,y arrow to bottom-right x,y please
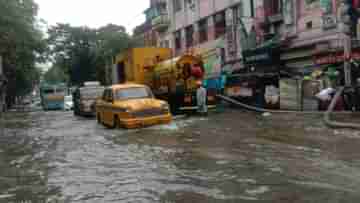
135,0 -> 360,76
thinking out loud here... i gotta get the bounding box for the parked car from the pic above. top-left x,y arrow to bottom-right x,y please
73,82 -> 104,116
64,95 -> 74,111
96,83 -> 172,129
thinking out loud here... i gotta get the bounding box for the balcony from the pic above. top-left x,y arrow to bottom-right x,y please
133,21 -> 152,35
151,14 -> 170,32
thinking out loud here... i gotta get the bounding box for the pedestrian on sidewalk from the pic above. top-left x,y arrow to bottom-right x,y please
196,80 -> 208,116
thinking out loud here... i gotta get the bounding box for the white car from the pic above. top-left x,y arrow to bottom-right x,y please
64,95 -> 74,111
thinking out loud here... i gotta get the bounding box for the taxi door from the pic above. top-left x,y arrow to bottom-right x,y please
103,89 -> 115,125
98,89 -> 110,125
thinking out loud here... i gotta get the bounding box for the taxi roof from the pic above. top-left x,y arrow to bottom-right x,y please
110,83 -> 147,90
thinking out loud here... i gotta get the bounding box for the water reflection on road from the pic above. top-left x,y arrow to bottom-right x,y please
1,110 -> 360,202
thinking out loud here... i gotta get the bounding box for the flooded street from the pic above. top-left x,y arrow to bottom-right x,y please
1,110 -> 360,202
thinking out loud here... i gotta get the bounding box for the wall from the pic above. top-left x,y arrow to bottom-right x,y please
297,0 -> 323,37
166,0 -> 261,75
112,48 -> 172,84
292,0 -> 341,47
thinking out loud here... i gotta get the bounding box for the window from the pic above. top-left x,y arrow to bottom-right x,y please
157,2 -> 167,15
237,0 -> 254,18
164,40 -> 170,48
81,87 -> 105,99
304,0 -> 320,11
198,18 -> 208,43
214,12 -> 226,38
306,21 -> 313,29
173,0 -> 182,12
271,0 -> 282,14
43,89 -> 55,94
185,0 -> 195,10
108,90 -> 114,102
175,30 -> 182,50
115,88 -> 152,100
102,89 -> 110,101
185,25 -> 194,48
65,96 -> 73,102
160,40 -> 170,48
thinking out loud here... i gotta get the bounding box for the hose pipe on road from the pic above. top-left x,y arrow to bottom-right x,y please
217,94 -> 360,129
216,94 -> 314,114
324,87 -> 360,129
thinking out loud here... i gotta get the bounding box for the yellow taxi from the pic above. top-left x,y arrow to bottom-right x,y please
96,83 -> 172,129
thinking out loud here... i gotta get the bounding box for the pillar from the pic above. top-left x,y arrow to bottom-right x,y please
208,16 -> 215,41
225,8 -> 237,62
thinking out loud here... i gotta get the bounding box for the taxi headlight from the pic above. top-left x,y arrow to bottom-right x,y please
161,103 -> 170,111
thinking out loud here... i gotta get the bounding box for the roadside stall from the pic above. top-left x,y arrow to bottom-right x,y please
227,45 -> 281,109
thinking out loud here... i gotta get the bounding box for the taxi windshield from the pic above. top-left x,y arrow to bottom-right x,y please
81,88 -> 104,99
115,87 -> 152,100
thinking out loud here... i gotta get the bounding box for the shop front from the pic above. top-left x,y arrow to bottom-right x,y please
314,48 -> 360,111
226,46 -> 281,109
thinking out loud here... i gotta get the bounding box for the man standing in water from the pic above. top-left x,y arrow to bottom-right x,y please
196,81 -> 208,116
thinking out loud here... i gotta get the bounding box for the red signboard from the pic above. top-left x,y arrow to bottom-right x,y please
314,51 -> 360,65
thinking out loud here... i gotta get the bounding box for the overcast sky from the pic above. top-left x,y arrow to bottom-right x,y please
35,0 -> 149,34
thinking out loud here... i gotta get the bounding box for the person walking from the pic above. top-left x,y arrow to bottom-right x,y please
196,80 -> 208,116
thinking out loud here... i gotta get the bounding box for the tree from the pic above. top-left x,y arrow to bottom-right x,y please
47,23 -> 131,86
43,66 -> 68,84
0,0 -> 46,106
95,24 -> 130,84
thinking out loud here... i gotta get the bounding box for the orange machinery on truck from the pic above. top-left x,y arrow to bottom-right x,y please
112,48 -> 217,114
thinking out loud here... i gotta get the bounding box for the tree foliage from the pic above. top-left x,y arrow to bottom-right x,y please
0,0 -> 46,106
47,23 -> 131,86
43,66 -> 68,84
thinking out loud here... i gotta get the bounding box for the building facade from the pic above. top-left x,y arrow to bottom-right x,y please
139,0 -> 288,77
138,0 -> 360,75
134,0 -> 360,109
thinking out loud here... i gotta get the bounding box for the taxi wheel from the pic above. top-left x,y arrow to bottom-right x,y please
97,113 -> 101,124
114,116 -> 121,129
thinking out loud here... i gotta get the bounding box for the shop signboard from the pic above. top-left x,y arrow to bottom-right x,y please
314,50 -> 360,65
226,86 -> 253,97
242,47 -> 280,66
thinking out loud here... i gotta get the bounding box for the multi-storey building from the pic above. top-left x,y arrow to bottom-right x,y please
138,0 -> 286,76
133,0 -> 360,108
137,0 -> 360,75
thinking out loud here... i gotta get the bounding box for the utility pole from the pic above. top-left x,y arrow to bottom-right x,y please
339,0 -> 355,110
340,0 -> 353,87
0,55 -> 4,113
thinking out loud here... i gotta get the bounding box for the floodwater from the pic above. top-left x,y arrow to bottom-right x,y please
1,109 -> 360,203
